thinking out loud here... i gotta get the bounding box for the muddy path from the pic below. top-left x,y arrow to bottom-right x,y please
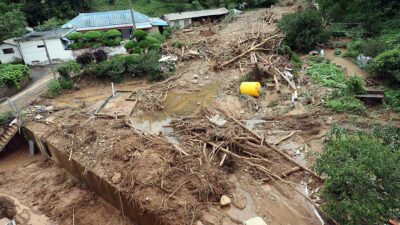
0,144 -> 135,225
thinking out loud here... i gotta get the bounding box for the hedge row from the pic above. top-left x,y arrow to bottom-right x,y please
66,29 -> 123,50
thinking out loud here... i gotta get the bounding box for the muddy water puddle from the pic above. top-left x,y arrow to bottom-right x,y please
0,194 -> 55,225
132,83 -> 220,138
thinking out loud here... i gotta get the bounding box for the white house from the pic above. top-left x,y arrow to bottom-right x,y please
0,39 -> 23,64
15,28 -> 74,65
163,8 -> 229,28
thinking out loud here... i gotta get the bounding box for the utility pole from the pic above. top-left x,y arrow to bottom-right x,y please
41,37 -> 56,80
128,0 -> 136,31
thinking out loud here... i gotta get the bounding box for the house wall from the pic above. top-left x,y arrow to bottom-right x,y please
19,38 -> 74,65
168,19 -> 192,28
0,43 -> 22,64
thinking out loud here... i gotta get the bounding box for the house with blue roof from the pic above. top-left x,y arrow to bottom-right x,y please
62,10 -> 168,39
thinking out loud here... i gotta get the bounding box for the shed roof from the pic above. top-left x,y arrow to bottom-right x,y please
16,28 -> 73,42
62,10 -> 168,31
163,8 -> 229,21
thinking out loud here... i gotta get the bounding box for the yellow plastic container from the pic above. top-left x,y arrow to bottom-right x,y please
240,82 -> 262,97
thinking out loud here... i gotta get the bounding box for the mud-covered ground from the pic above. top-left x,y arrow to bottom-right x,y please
2,0 -> 400,225
0,142 -> 135,225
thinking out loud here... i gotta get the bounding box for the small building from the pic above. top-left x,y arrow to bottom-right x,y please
0,39 -> 23,64
163,8 -> 229,28
62,10 -> 168,39
15,28 -> 74,65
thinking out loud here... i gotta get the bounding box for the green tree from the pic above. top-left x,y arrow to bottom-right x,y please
315,127 -> 400,225
0,2 -> 27,41
278,9 -> 330,52
35,17 -> 66,31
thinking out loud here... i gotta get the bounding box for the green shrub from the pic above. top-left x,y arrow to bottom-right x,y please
343,39 -> 364,58
277,44 -> 292,55
290,52 -> 302,73
47,80 -> 61,97
0,111 -> 14,125
384,89 -> 400,111
58,77 -> 74,89
83,31 -> 103,40
361,38 -> 388,58
145,36 -> 161,45
69,41 -> 85,50
345,75 -> 365,95
66,32 -> 83,41
278,9 -> 330,52
306,61 -> 346,88
88,57 -> 126,82
334,48 -> 342,55
132,30 -> 148,41
149,32 -> 166,43
0,64 -> 30,88
124,40 -> 137,51
172,39 -> 184,48
126,50 -> 162,80
315,127 -> 400,225
367,48 -> 400,82
132,47 -> 143,54
57,61 -> 81,79
149,43 -> 161,50
326,96 -> 366,115
138,39 -> 152,49
105,38 -> 121,47
105,29 -> 121,38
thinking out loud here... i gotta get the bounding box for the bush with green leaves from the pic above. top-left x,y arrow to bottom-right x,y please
326,96 -> 366,115
57,61 -> 81,80
105,29 -> 121,38
124,40 -> 137,52
126,50 -> 163,80
83,31 -> 103,41
334,48 -> 342,55
132,30 -> 148,41
58,77 -> 74,89
0,111 -> 14,126
87,56 -> 126,82
0,64 -> 30,88
70,41 -> 85,50
66,32 -> 83,41
344,75 -> 365,95
315,126 -> 400,225
384,89 -> 400,111
47,80 -> 62,97
149,32 -> 166,43
278,9 -> 330,52
306,60 -> 346,88
367,48 -> 400,82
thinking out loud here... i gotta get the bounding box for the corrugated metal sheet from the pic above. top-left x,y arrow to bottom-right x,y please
163,8 -> 228,21
62,10 -> 168,30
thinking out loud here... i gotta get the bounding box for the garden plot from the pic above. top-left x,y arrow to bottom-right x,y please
95,91 -> 137,117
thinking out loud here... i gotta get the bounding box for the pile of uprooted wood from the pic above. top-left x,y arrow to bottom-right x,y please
170,108 -> 322,184
213,31 -> 284,71
213,30 -> 298,95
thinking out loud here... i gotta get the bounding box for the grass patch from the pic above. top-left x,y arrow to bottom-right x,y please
306,60 -> 346,88
326,96 -> 366,115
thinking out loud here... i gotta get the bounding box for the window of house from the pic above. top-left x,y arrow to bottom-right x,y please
2,48 -> 14,54
174,21 -> 180,27
37,45 -> 45,48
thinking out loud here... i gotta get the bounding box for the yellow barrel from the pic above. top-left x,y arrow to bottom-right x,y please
240,82 -> 262,97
